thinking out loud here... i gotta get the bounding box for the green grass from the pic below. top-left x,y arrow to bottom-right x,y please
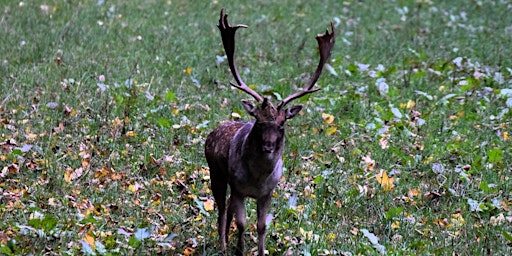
1,0 -> 511,255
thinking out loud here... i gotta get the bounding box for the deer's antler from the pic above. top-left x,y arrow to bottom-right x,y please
279,22 -> 335,109
218,9 -> 263,102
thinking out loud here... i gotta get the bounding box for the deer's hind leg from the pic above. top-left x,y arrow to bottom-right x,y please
210,166 -> 228,252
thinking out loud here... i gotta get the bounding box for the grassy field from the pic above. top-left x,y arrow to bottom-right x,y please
1,0 -> 511,255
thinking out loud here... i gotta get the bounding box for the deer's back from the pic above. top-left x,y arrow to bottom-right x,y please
205,121 -> 246,173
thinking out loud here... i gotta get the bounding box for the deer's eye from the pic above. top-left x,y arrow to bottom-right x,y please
279,122 -> 285,130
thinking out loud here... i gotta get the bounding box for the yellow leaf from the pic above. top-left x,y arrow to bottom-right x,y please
406,100 -> 415,109
299,227 -> 313,240
376,170 -> 395,192
321,113 -> 334,124
126,131 -> 137,137
127,182 -> 142,193
451,212 -> 465,227
84,233 -> 96,250
204,198 -> 214,211
64,171 -> 71,183
325,126 -> 337,136
391,221 -> 400,230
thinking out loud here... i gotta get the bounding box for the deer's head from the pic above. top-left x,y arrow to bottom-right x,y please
241,97 -> 302,153
218,9 -> 335,154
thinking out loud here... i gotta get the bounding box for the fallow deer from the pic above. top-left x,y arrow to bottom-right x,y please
205,9 -> 335,255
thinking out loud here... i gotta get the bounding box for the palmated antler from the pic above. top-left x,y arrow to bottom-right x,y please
218,9 -> 264,102
278,22 -> 335,109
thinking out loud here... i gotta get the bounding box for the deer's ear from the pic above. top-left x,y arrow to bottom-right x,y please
241,99 -> 257,117
285,105 -> 303,119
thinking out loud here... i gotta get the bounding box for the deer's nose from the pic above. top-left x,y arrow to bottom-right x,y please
262,143 -> 275,153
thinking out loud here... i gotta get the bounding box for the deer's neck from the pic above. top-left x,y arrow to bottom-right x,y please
231,122 -> 284,171
228,122 -> 284,198
246,122 -> 284,163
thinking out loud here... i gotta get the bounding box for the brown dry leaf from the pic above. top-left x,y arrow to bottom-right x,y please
361,154 -> 375,171
81,157 -> 90,168
379,134 -> 389,149
150,155 -> 162,165
111,171 -> 123,180
7,164 -> 19,174
48,198 -> 59,207
433,218 -> 449,228
53,122 -> 65,133
94,166 -> 110,179
111,117 -> 123,126
408,188 -> 421,197
163,155 -> 175,163
183,247 -> 195,256
64,167 -> 83,183
152,193 -> 162,204
25,133 -> 38,141
63,105 -> 72,116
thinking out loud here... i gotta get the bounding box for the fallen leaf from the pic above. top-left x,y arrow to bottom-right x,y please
321,113 -> 334,124
376,170 -> 395,192
203,198 -> 214,211
408,188 -> 421,197
126,131 -> 137,137
84,233 -> 96,250
64,167 -> 83,183
325,126 -> 337,136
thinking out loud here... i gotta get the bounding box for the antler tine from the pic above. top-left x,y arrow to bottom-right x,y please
218,9 -> 263,102
279,22 -> 335,109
